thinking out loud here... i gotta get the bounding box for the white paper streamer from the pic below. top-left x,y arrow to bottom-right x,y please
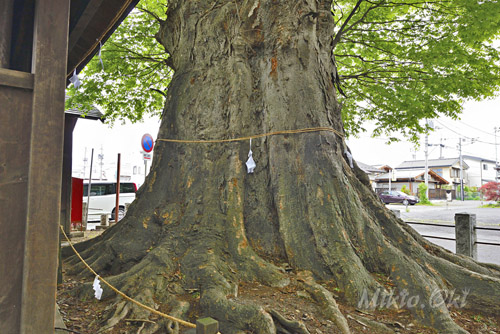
246,139 -> 256,173
93,275 -> 103,300
344,148 -> 354,169
69,70 -> 81,89
98,41 -> 104,71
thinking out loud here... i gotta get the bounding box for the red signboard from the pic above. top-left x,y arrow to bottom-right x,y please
71,177 -> 83,224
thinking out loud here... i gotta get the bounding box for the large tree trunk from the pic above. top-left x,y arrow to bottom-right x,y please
65,1 -> 500,333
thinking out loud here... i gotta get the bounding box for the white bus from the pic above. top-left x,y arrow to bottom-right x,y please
83,182 -> 137,222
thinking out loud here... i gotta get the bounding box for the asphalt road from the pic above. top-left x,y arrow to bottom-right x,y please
387,200 -> 500,265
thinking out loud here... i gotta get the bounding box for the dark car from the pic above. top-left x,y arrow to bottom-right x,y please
378,191 -> 419,205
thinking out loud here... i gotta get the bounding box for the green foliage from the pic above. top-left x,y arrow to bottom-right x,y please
418,183 -> 431,204
400,185 -> 410,195
333,0 -> 500,142
65,0 -> 170,123
66,0 -> 500,138
457,185 -> 481,200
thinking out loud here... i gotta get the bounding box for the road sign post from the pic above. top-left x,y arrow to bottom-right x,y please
141,134 -> 154,182
141,133 -> 154,153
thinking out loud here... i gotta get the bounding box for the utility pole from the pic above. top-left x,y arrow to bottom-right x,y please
425,133 -> 429,198
389,168 -> 392,191
439,138 -> 444,159
458,139 -> 464,201
495,127 -> 499,181
83,147 -> 88,179
98,145 -> 104,180
424,120 -> 433,200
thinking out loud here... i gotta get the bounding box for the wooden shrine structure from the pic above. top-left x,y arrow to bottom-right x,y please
0,1 -> 139,333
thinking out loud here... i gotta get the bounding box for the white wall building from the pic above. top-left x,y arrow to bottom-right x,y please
462,155 -> 497,187
396,158 -> 469,190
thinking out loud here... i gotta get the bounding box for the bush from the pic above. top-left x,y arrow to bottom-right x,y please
400,185 -> 410,195
418,183 -> 431,204
479,182 -> 500,202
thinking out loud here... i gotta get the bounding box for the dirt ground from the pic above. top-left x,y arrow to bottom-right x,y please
58,231 -> 500,334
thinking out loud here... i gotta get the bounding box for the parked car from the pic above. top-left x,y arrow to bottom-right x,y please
378,191 -> 419,205
83,182 -> 137,221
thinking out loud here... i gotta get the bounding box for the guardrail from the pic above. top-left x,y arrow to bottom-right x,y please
403,213 -> 500,260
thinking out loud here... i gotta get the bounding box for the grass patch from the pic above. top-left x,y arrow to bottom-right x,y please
480,203 -> 500,208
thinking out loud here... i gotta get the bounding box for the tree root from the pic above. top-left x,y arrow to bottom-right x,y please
268,309 -> 309,334
346,314 -> 395,333
296,271 -> 350,334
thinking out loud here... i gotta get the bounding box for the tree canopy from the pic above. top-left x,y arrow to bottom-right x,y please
66,0 -> 500,141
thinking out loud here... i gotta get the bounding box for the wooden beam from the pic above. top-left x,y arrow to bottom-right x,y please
0,68 -> 34,90
20,0 -> 70,333
0,0 -> 14,68
68,0 -> 105,55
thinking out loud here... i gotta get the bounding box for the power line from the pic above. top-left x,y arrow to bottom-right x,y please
435,120 -> 497,146
455,119 -> 497,137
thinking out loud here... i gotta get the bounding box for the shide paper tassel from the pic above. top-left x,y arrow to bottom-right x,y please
69,70 -> 81,89
93,275 -> 103,300
246,139 -> 256,173
98,41 -> 104,71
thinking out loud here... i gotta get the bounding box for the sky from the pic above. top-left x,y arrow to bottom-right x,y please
348,97 -> 500,167
72,115 -> 162,186
72,96 -> 500,182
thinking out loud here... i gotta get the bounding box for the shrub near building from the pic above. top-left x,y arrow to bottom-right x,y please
480,182 -> 500,207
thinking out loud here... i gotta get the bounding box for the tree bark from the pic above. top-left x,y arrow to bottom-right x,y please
65,1 -> 500,333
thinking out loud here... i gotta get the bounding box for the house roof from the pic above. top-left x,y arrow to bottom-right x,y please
397,158 -> 469,170
357,162 -> 385,174
64,95 -> 104,121
65,105 -> 104,121
375,168 -> 449,184
66,0 -> 141,81
462,155 -> 497,164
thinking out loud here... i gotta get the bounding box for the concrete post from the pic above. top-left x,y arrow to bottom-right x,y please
196,318 -> 219,334
455,213 -> 477,259
82,202 -> 88,231
100,214 -> 109,227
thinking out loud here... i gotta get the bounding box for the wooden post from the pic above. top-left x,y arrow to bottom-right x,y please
20,1 -> 70,333
115,153 -> 121,221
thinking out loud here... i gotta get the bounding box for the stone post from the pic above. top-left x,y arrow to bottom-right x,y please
82,202 -> 88,231
455,213 -> 477,259
100,214 -> 109,227
196,318 -> 219,334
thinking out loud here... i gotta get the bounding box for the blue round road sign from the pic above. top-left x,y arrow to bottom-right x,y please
141,133 -> 154,153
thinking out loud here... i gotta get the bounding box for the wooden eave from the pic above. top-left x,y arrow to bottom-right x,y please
414,170 -> 449,185
66,0 -> 140,81
4,0 -> 139,79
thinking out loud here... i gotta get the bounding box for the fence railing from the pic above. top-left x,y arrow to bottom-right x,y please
405,221 -> 500,247
402,213 -> 500,260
